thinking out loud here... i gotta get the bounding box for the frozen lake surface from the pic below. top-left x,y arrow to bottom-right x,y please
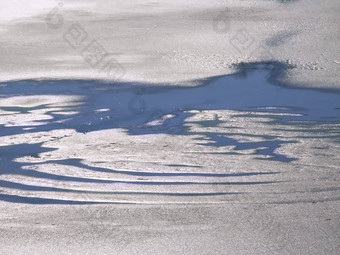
1,62 -> 339,254
1,0 -> 340,253
1,62 -> 339,205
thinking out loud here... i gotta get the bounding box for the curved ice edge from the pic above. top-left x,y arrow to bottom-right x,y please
1,61 -> 339,133
0,61 -> 339,165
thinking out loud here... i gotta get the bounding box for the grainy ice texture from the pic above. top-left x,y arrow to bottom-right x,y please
1,63 -> 339,254
0,1 -> 339,255
0,0 -> 339,88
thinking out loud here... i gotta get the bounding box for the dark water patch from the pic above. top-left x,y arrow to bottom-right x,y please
1,61 -> 339,204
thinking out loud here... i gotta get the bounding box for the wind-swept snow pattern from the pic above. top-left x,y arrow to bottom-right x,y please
1,62 -> 339,205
